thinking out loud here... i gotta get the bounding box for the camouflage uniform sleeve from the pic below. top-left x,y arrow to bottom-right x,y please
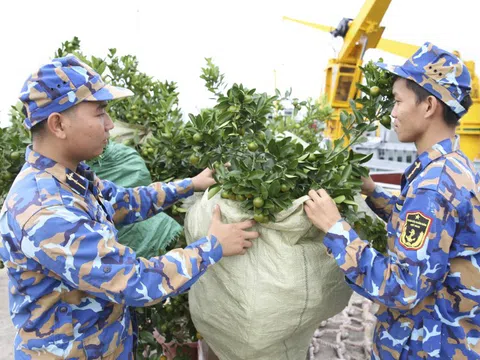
324,188 -> 455,311
21,205 -> 222,307
365,184 -> 397,222
100,178 -> 194,226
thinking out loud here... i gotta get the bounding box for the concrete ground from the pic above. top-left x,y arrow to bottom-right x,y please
0,271 -> 15,360
309,293 -> 377,360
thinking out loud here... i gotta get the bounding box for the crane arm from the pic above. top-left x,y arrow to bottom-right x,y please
283,0 -> 392,64
282,16 -> 334,33
336,0 -> 391,63
376,39 -> 418,58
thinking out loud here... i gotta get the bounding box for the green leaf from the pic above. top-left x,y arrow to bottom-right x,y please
298,153 -> 309,161
208,184 -> 222,199
355,123 -> 368,132
261,183 -> 269,198
268,180 -> 280,197
339,164 -> 352,184
217,120 -> 230,129
263,200 -> 274,209
248,170 -> 265,180
356,136 -> 368,144
343,199 -> 358,209
97,62 -> 107,75
358,166 -> 370,178
267,140 -> 280,157
333,195 -> 346,204
139,331 -> 156,345
358,153 -> 373,164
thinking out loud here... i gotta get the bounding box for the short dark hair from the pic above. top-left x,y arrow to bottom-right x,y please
24,105 -> 79,139
399,77 -> 473,127
22,106 -> 46,139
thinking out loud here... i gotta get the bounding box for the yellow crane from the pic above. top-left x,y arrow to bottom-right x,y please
283,0 -> 480,163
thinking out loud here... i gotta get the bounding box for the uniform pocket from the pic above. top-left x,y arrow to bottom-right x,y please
53,305 -> 74,356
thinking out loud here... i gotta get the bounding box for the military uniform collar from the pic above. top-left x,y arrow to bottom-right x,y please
25,145 -> 93,197
401,136 -> 458,190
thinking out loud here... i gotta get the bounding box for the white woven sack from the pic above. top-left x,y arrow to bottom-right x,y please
185,191 -> 374,360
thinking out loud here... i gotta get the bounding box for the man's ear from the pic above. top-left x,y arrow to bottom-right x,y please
45,112 -> 67,140
424,96 -> 442,119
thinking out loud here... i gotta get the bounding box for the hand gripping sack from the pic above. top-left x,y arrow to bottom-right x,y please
184,191 -> 355,360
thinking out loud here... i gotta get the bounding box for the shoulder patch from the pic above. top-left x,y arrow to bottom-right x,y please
399,211 -> 432,250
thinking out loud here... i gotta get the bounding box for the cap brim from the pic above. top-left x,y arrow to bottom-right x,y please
84,84 -> 134,102
374,62 -> 411,80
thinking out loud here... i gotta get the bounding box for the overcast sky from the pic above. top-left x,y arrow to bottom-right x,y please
1,0 -> 478,127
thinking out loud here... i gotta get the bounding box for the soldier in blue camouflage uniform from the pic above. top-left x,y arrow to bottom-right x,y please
0,55 -> 259,359
305,42 -> 480,359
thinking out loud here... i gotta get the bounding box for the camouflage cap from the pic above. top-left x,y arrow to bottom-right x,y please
19,55 -> 134,130
376,42 -> 472,117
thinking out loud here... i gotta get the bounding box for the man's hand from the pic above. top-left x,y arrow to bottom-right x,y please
192,168 -> 216,191
361,176 -> 376,197
304,189 -> 342,233
208,205 -> 259,256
